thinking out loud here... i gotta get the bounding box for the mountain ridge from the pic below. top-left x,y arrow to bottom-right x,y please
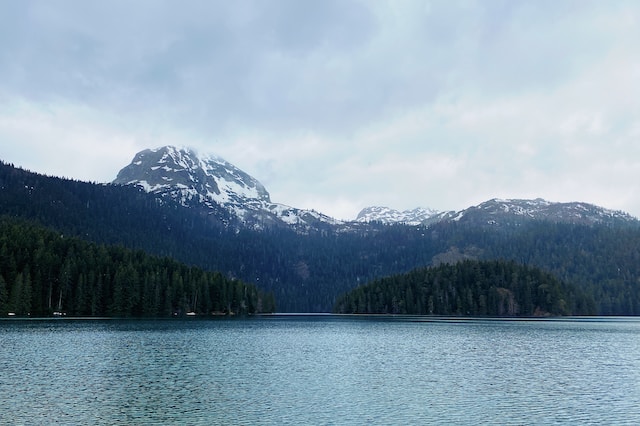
456,198 -> 636,227
356,197 -> 637,228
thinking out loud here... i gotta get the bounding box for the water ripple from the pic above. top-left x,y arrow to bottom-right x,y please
1,317 -> 640,425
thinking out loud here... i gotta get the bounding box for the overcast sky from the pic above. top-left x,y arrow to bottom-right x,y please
1,0 -> 639,220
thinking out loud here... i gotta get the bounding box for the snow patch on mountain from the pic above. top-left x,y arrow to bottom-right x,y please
455,198 -> 637,226
356,206 -> 443,225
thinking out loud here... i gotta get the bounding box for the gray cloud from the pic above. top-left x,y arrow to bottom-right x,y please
1,0 -> 639,219
1,0 -> 378,131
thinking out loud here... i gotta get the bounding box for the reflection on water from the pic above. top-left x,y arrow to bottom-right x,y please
1,316 -> 640,425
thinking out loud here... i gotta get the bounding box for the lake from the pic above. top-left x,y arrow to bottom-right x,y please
1,315 -> 640,425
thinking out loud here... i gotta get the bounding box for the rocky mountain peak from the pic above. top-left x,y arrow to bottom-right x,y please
114,146 -> 271,208
113,146 -> 341,230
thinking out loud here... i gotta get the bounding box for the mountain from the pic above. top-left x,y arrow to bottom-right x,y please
114,147 -> 638,231
355,206 -> 443,225
3,157 -> 640,314
452,198 -> 637,227
357,198 -> 637,228
113,146 -> 342,230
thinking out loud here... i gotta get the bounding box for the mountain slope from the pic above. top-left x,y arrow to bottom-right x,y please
114,146 -> 341,230
0,158 -> 230,252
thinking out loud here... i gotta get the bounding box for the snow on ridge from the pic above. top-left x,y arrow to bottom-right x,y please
212,169 -> 261,201
356,205 -> 441,225
159,146 -> 265,205
468,198 -> 637,224
357,198 -> 637,227
452,211 -> 465,221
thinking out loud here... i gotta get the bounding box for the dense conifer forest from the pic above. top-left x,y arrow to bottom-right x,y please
0,217 -> 275,317
333,260 -> 596,316
2,160 -> 640,314
0,161 -> 450,311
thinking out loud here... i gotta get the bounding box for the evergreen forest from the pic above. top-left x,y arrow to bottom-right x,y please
0,217 -> 275,317
333,260 -> 596,316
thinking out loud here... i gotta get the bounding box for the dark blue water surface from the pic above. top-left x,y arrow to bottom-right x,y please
2,316 -> 639,425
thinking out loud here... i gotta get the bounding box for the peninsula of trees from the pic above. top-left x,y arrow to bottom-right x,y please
334,260 -> 596,316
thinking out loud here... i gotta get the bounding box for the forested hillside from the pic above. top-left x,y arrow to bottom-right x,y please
430,221 -> 640,315
2,161 -> 640,314
0,160 -> 232,250
333,260 -> 596,316
0,217 -> 275,317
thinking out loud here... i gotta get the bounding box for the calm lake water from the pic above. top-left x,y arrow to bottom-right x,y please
1,315 -> 640,425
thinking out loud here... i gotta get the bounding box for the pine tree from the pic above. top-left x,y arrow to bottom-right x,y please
0,274 -> 8,315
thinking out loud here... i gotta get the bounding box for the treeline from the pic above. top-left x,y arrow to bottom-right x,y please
0,217 -> 275,317
334,260 -> 596,316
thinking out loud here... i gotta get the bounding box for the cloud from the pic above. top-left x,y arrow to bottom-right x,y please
0,0 -> 379,135
0,100 -> 141,181
1,0 -> 639,219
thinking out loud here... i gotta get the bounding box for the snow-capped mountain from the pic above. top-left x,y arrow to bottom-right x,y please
113,146 -> 341,230
358,198 -> 637,227
114,147 -> 637,231
452,198 -> 637,226
355,206 -> 443,226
